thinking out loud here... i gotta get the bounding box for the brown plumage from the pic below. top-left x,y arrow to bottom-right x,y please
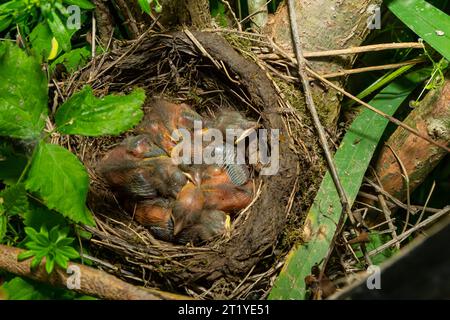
133,199 -> 174,242
97,135 -> 187,199
136,98 -> 203,154
175,209 -> 227,244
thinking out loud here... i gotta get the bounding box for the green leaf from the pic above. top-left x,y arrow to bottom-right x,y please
63,0 -> 95,10
23,200 -> 68,230
360,232 -> 399,265
1,276 -> 90,300
0,141 -> 29,185
25,141 -> 94,226
24,227 -> 41,243
45,257 -> 55,274
387,0 -> 450,61
50,46 -> 91,74
54,253 -> 69,269
55,86 -> 145,136
1,277 -> 48,300
29,23 -> 56,61
47,12 -> 71,52
0,183 -> 30,216
57,246 -> 79,259
138,0 -> 151,14
0,43 -> 48,139
30,253 -> 45,269
17,250 -> 36,261
269,69 -> 431,300
0,15 -> 12,33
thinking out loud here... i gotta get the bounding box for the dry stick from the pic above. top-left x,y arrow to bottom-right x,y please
0,245 -> 189,300
286,0 -> 368,276
358,191 -> 441,214
386,144 -> 411,234
87,27 -> 154,84
307,67 -> 450,153
239,0 -> 272,25
219,0 -> 242,31
89,12 -> 97,81
320,58 -> 426,79
184,29 -> 222,69
378,195 -> 400,250
416,181 -> 436,227
368,206 -> 450,256
303,42 -> 424,58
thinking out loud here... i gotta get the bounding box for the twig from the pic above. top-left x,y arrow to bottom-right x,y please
184,29 -> 222,69
416,181 -> 436,227
287,0 -> 362,276
219,0 -> 242,31
89,12 -> 97,81
306,67 -> 450,153
385,144 -> 411,234
302,42 -> 424,58
378,195 -> 400,249
368,206 -> 450,256
240,0 -> 271,25
320,58 -> 426,79
88,27 -> 154,83
358,191 -> 441,214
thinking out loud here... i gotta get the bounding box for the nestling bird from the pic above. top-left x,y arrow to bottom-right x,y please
97,134 -> 187,199
172,181 -> 205,235
202,180 -> 253,213
136,98 -> 203,154
132,198 -> 174,242
174,209 -> 228,244
207,110 -> 258,137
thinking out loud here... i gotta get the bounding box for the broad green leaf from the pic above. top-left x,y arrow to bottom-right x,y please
56,246 -> 80,259
63,0 -> 95,10
1,276 -> 86,300
269,69 -> 430,300
0,43 -> 48,139
17,250 -> 36,261
387,0 -> 450,61
1,277 -> 48,300
0,141 -> 28,185
30,23 -> 57,61
0,183 -> 30,216
54,253 -> 69,269
55,86 -> 145,136
0,15 -> 12,32
50,46 -> 91,74
138,0 -> 151,14
24,199 -> 68,230
359,232 -> 399,266
47,11 -> 71,52
25,141 -> 94,226
45,257 -> 55,274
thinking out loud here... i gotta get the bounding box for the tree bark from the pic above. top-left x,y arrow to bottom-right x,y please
158,0 -> 211,29
93,0 -> 115,45
374,78 -> 450,201
265,0 -> 383,128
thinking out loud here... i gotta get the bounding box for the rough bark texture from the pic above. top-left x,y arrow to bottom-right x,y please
265,0 -> 383,128
0,245 -> 188,300
374,78 -> 450,202
158,0 -> 211,29
93,0 -> 115,45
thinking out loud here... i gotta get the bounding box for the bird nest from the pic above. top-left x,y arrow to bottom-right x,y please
58,29 -> 324,299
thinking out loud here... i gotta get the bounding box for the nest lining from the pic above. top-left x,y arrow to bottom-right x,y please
57,29 -> 324,299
